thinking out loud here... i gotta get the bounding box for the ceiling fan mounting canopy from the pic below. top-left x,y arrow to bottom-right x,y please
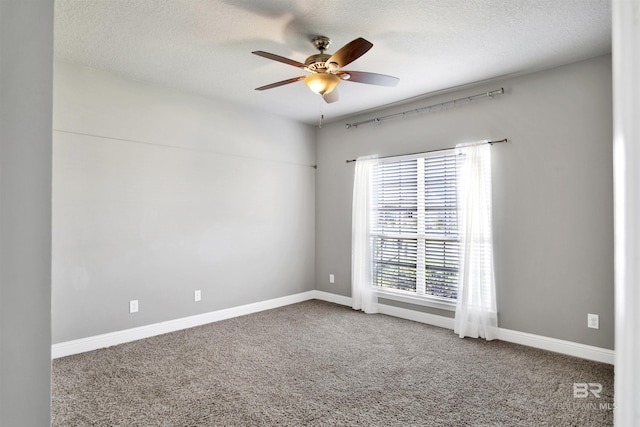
252,35 -> 399,103
311,35 -> 331,52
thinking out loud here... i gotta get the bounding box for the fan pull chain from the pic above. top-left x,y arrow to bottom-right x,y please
318,97 -> 324,128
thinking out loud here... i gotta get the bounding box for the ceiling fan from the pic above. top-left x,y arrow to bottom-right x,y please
252,36 -> 399,104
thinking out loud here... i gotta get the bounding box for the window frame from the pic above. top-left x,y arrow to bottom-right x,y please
370,149 -> 460,311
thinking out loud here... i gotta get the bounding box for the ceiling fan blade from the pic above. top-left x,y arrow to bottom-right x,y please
323,90 -> 339,104
252,51 -> 306,69
327,37 -> 373,69
255,76 -> 305,91
339,71 -> 399,87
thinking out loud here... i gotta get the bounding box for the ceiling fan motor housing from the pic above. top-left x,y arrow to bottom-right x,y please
305,53 -> 332,73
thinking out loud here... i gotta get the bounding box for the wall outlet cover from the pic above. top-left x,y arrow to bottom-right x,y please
588,313 -> 599,329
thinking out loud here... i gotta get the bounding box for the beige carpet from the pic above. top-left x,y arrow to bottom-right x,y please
52,300 -> 613,426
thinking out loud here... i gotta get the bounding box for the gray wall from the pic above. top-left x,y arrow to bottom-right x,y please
315,55 -> 614,350
52,61 -> 316,343
0,1 -> 54,425
52,51 -> 613,351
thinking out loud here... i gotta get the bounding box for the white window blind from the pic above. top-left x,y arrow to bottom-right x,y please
371,151 -> 461,301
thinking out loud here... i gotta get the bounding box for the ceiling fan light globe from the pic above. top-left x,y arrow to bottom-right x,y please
304,73 -> 340,95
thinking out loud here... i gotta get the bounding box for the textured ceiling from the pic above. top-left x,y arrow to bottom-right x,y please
54,0 -> 612,125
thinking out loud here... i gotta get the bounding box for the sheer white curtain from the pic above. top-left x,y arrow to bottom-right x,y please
351,155 -> 378,313
454,143 -> 498,340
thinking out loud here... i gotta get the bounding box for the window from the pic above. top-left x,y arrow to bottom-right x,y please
371,150 -> 461,304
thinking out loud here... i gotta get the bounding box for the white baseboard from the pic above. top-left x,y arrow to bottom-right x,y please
497,328 -> 615,365
312,290 -> 353,306
345,297 -> 614,365
52,291 -> 317,359
52,290 -> 614,365
374,302 -> 613,365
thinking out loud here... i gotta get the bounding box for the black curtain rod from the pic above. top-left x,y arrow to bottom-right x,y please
345,139 -> 508,163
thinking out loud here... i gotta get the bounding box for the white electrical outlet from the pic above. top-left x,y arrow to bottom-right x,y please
194,290 -> 202,302
588,313 -> 599,329
129,299 -> 139,313
329,274 -> 335,284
